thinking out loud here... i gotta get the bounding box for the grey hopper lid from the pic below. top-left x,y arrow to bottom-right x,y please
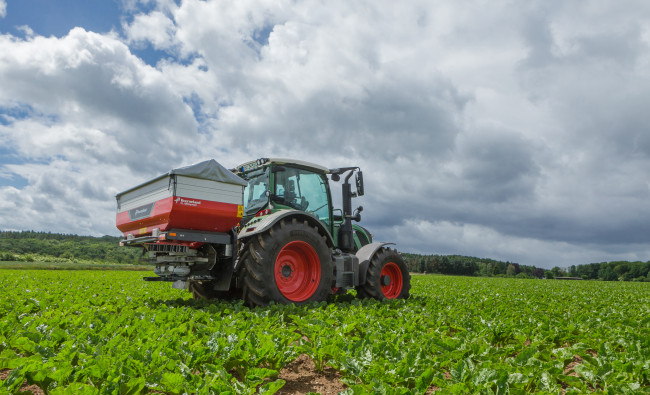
170,159 -> 248,187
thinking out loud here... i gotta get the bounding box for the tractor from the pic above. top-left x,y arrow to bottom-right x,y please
116,158 -> 410,307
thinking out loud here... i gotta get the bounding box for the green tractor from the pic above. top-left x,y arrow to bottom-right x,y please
116,158 -> 410,307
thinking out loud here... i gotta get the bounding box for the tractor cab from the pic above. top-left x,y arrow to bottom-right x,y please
235,158 -> 371,252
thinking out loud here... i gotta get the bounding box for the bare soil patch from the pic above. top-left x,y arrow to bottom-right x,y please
277,354 -> 347,395
563,355 -> 583,376
0,369 -> 45,395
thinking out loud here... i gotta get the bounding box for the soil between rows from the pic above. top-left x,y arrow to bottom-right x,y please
277,353 -> 347,394
2,355 -> 348,395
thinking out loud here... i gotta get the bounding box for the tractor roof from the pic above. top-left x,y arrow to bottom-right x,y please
234,158 -> 329,174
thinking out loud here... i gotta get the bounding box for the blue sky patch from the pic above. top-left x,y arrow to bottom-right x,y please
0,104 -> 35,125
0,0 -> 123,37
0,105 -> 59,126
0,146 -> 29,189
252,24 -> 274,46
0,172 -> 28,189
131,45 -> 174,67
0,146 -> 28,166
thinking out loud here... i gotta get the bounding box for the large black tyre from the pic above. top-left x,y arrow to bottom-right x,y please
241,218 -> 334,307
357,247 -> 411,300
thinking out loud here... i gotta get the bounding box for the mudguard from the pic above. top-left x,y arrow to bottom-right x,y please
356,242 -> 395,285
238,209 -> 335,248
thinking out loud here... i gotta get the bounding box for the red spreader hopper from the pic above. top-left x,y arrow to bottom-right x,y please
115,159 -> 246,238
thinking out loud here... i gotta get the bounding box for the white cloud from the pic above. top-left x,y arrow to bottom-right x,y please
124,10 -> 177,50
2,0 -> 650,268
0,27 -> 202,234
0,0 -> 6,18
0,160 -> 123,235
0,28 -> 199,171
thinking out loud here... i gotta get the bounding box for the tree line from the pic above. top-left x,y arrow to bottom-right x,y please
402,253 -> 548,279
0,231 -> 140,264
566,261 -> 650,282
2,231 -> 650,281
402,253 -> 650,282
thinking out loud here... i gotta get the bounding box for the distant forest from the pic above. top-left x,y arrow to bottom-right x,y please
402,253 -> 650,282
0,231 -> 140,264
1,231 -> 649,281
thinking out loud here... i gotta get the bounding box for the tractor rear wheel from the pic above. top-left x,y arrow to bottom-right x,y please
357,247 -> 411,300
241,218 -> 334,307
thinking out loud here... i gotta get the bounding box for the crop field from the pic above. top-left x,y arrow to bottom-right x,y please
0,261 -> 152,271
1,271 -> 649,394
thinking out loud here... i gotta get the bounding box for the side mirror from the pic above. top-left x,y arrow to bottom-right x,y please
330,173 -> 340,182
355,171 -> 364,196
353,206 -> 363,222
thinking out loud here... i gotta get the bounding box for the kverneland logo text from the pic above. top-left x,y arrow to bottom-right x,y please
175,197 -> 201,206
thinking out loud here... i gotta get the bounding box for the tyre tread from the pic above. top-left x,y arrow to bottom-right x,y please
241,218 -> 334,307
358,247 -> 411,300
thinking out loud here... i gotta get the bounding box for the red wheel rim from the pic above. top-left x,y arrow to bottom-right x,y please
274,241 -> 321,302
380,262 -> 403,299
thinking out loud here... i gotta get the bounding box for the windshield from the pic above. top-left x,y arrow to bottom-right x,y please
241,167 -> 270,215
274,166 -> 331,226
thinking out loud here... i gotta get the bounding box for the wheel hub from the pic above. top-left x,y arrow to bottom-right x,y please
274,240 -> 321,302
380,262 -> 403,299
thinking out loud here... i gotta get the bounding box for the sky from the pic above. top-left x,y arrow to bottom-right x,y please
1,0 -> 649,269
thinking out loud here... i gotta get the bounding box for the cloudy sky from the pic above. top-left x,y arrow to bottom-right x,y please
1,0 -> 649,268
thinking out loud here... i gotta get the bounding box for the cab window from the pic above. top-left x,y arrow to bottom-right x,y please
242,167 -> 269,216
274,167 -> 331,226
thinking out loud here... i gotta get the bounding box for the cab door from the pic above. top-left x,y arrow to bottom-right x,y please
273,166 -> 333,233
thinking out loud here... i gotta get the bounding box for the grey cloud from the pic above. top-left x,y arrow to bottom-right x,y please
574,29 -> 644,67
520,7 -> 557,69
455,129 -> 540,202
518,3 -> 646,71
222,72 -> 469,165
2,0 -> 650,268
81,180 -> 110,201
37,173 -> 69,199
32,196 -> 54,212
497,2 -> 650,253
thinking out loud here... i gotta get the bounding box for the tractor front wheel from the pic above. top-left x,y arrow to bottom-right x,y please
241,218 -> 334,307
357,247 -> 411,300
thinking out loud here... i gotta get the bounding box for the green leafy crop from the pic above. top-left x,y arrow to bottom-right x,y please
1,271 -> 649,394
